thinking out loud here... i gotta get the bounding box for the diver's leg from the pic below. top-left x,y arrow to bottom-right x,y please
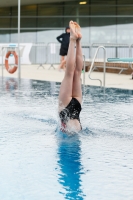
72,24 -> 83,104
59,21 -> 78,110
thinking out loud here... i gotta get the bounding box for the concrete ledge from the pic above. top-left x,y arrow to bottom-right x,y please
0,64 -> 133,90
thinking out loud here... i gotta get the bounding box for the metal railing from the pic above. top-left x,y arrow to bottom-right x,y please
82,55 -> 86,96
81,45 -> 91,60
90,43 -> 131,74
88,46 -> 106,88
46,42 -> 60,69
90,43 -> 130,59
1,42 -> 133,86
29,43 -> 91,69
129,44 -> 133,70
29,43 -> 47,69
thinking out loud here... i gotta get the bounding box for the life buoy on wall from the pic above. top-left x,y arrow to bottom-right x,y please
5,51 -> 18,74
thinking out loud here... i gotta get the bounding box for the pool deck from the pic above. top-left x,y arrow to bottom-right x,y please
0,64 -> 133,90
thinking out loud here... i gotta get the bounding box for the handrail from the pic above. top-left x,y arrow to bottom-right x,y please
88,46 -> 106,87
129,44 -> 133,70
82,55 -> 85,96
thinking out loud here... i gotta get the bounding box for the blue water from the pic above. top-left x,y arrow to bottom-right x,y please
0,77 -> 133,200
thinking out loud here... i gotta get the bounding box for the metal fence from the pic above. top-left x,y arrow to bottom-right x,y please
29,43 -> 91,68
90,43 -> 130,60
129,44 -> 133,70
1,42 -> 133,73
46,43 -> 60,69
89,43 -> 133,74
81,45 -> 91,60
29,43 -> 47,68
29,42 -> 133,68
29,42 -> 61,69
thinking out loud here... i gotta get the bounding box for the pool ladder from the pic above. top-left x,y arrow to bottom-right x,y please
82,55 -> 86,96
88,46 -> 106,88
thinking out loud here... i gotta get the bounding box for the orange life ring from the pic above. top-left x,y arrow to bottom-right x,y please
5,51 -> 18,74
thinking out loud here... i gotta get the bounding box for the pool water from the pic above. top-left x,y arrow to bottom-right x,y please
0,77 -> 133,200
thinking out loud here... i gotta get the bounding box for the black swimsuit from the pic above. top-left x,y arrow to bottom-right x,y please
59,98 -> 82,124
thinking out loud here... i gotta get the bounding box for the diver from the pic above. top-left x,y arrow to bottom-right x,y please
58,20 -> 83,133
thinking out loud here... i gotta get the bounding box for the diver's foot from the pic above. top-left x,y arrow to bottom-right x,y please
69,20 -> 78,40
74,22 -> 82,40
